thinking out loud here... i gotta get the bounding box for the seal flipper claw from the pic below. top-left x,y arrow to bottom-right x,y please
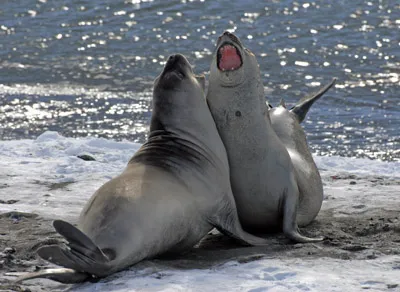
290,78 -> 337,123
16,268 -> 89,284
38,245 -> 80,270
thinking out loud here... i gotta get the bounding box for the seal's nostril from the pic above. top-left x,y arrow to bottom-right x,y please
223,31 -> 231,36
168,55 -> 175,62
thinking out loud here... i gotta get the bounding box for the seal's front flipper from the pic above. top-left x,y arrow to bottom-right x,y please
209,201 -> 268,246
37,220 -> 111,279
282,185 -> 324,243
290,78 -> 337,123
16,268 -> 89,284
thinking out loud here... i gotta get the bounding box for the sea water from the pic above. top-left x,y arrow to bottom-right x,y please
0,0 -> 398,162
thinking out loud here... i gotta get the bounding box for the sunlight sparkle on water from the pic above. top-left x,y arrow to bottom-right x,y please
295,61 -> 310,67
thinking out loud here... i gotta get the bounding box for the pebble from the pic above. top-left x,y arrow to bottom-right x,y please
77,154 -> 96,161
4,247 -> 16,254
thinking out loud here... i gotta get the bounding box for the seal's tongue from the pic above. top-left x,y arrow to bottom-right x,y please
218,45 -> 241,71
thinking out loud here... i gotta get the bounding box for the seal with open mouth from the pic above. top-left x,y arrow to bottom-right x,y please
16,54 -> 269,284
206,31 -> 323,243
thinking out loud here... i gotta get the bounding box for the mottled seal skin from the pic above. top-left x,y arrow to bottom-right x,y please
16,54 -> 269,284
206,31 -> 323,243
269,79 -> 336,226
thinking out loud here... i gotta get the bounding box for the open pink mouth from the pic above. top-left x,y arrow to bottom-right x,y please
217,44 -> 242,71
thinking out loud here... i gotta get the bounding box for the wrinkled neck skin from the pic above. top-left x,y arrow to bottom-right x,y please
154,88 -> 221,149
139,85 -> 229,175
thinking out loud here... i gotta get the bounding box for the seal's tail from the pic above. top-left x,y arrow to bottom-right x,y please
290,78 -> 337,123
16,220 -> 111,284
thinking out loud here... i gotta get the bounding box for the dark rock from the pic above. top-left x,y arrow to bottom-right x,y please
0,212 -> 38,220
4,247 -> 16,254
340,253 -> 351,260
237,254 -> 265,263
0,199 -> 19,204
77,154 -> 96,161
342,245 -> 367,252
352,205 -> 365,209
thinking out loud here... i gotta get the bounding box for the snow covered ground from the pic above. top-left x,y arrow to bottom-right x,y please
0,132 -> 399,292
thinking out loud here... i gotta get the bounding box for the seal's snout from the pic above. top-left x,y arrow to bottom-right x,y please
222,31 -> 240,43
157,54 -> 193,90
217,31 -> 240,44
162,54 -> 190,81
167,54 -> 183,65
165,54 -> 190,70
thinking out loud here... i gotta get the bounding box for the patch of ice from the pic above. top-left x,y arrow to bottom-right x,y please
314,155 -> 399,177
0,132 -> 141,220
67,256 -> 400,292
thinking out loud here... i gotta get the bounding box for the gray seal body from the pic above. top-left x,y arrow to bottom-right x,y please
17,54 -> 269,284
269,80 -> 336,226
206,31 -> 323,242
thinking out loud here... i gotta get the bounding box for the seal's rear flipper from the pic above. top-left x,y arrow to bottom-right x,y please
53,220 -> 110,263
290,78 -> 337,123
16,268 -> 89,284
209,203 -> 269,246
36,220 -> 111,280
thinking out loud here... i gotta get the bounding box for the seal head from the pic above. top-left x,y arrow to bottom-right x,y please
155,54 -> 197,90
210,31 -> 259,88
151,54 -> 207,134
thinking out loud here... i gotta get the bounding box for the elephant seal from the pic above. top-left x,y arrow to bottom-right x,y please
17,54 -> 269,284
206,31 -> 323,243
269,79 -> 336,226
